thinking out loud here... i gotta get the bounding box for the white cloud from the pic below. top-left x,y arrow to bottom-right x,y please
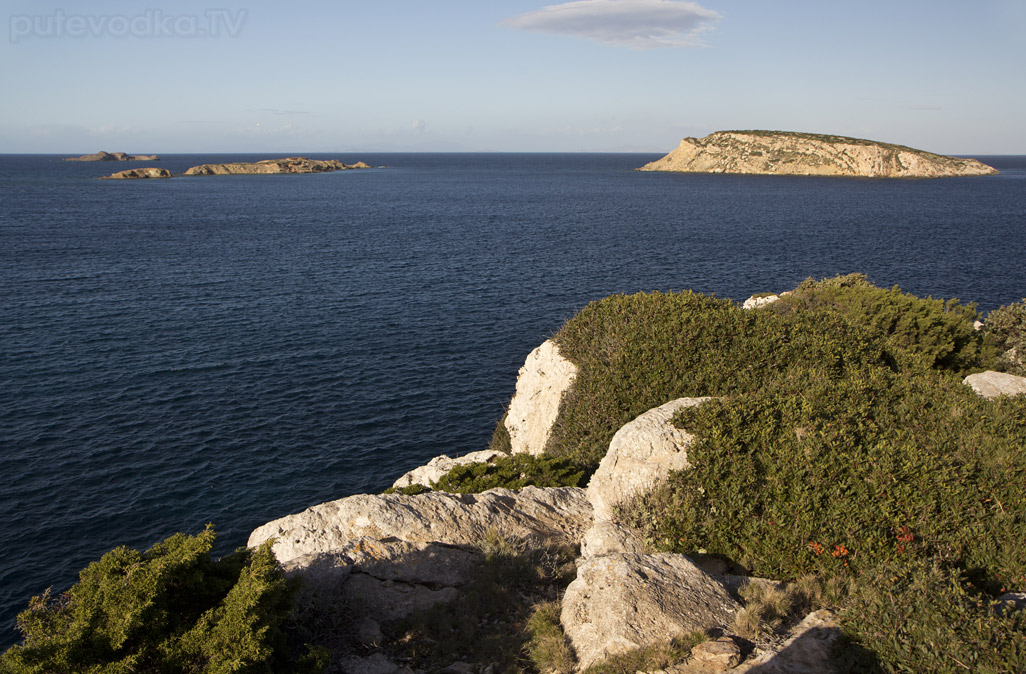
501,0 -> 721,49
411,119 -> 427,133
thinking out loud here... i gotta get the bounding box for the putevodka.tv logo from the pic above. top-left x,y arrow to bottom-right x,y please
9,9 -> 248,43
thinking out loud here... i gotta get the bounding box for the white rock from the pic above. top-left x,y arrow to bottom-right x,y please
505,340 -> 578,455
561,552 -> 738,670
580,520 -> 645,558
248,486 -> 592,566
963,371 -> 1026,399
587,398 -> 712,520
742,294 -> 780,310
391,449 -> 506,490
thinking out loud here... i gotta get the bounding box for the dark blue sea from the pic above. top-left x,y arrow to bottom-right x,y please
1,152 -> 1025,646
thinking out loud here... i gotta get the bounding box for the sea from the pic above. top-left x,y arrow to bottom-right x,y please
1,152 -> 1025,646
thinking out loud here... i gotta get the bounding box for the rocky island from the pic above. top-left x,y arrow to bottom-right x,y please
181,157 -> 370,176
98,157 -> 372,180
99,167 -> 173,180
639,130 -> 998,178
64,151 -> 159,161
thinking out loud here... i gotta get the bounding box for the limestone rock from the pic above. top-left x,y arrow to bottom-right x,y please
742,294 -> 780,310
639,131 -> 998,178
561,552 -> 739,670
100,167 -> 172,180
181,157 -> 369,176
505,339 -> 578,455
588,397 -> 711,520
391,449 -> 506,490
963,371 -> 1026,398
580,519 -> 645,558
248,485 -> 592,566
691,637 -> 742,671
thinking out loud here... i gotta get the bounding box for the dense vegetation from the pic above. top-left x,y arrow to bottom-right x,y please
481,274 -> 1026,672
0,526 -> 326,674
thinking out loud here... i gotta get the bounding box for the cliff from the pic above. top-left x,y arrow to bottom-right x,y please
181,157 -> 366,176
64,151 -> 159,161
639,130 -> 998,178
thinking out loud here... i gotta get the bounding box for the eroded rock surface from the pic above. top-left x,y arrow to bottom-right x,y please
249,485 -> 592,566
588,397 -> 711,520
561,552 -> 739,670
505,339 -> 578,455
963,371 -> 1026,398
639,131 -> 998,178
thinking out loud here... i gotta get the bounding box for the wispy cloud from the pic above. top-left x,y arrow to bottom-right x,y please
501,0 -> 721,49
256,108 -> 312,116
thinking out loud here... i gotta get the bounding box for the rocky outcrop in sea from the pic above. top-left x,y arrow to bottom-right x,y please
64,151 -> 159,161
639,131 -> 998,178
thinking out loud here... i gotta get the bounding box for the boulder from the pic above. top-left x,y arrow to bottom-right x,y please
391,449 -> 506,490
963,371 -> 1026,399
588,397 -> 711,520
505,339 -> 577,455
561,552 -> 739,670
248,485 -> 592,566
690,637 -> 743,671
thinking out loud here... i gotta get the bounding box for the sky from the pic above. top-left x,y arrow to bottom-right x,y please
1,0 -> 1024,154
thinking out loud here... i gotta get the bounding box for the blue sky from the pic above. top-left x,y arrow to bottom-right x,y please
1,0 -> 1023,154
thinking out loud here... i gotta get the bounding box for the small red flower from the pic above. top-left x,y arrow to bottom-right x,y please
809,541 -> 825,555
831,544 -> 849,558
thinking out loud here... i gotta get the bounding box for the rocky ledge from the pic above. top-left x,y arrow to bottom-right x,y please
181,157 -> 370,176
638,130 -> 998,178
100,167 -> 173,180
64,151 -> 159,161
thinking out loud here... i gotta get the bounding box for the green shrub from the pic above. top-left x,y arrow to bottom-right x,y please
431,453 -> 587,493
839,560 -> 1026,674
0,526 -> 326,674
984,298 -> 1026,376
544,276 -> 983,469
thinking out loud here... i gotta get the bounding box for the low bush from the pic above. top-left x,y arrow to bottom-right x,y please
984,298 -> 1026,376
431,453 -> 587,494
0,526 -> 326,674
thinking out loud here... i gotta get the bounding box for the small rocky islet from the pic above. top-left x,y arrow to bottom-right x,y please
64,151 -> 160,162
98,157 -> 372,179
639,130 -> 999,178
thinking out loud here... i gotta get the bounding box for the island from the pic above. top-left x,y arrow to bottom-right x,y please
638,130 -> 998,178
180,157 -> 370,176
97,157 -> 372,179
99,168 -> 173,180
64,151 -> 159,162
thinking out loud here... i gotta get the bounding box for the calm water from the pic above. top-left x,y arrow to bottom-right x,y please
1,152 -> 1025,645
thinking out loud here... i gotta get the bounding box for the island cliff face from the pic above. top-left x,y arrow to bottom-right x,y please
639,130 -> 998,178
